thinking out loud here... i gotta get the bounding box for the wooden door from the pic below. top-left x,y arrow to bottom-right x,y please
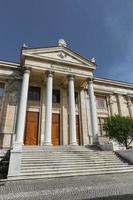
52,113 -> 60,145
24,111 -> 39,145
76,115 -> 80,145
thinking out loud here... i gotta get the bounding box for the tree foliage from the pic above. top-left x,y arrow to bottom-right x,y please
103,115 -> 133,149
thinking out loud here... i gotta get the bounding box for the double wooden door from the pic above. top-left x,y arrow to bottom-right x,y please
52,113 -> 60,145
24,111 -> 39,145
24,112 -> 79,146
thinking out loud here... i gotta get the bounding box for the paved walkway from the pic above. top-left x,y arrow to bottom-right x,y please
0,173 -> 133,200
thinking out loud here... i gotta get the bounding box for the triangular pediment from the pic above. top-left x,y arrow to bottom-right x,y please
22,46 -> 95,68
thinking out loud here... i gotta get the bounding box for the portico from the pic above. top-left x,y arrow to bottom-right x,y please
7,40 -> 99,177
13,70 -> 98,147
12,40 -> 98,148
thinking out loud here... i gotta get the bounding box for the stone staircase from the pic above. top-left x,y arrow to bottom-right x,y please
16,146 -> 133,180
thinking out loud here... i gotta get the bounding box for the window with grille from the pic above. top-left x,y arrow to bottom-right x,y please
52,89 -> 60,103
96,96 -> 107,110
98,117 -> 107,136
75,92 -> 78,104
28,87 -> 41,101
0,83 -> 5,97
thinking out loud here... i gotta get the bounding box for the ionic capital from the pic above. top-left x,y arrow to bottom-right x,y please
87,77 -> 94,83
23,66 -> 31,74
46,71 -> 54,78
68,74 -> 75,81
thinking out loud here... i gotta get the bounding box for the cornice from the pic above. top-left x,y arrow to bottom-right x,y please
94,77 -> 133,89
0,60 -> 20,69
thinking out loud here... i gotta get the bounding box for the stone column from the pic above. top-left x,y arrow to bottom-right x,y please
68,75 -> 77,145
61,88 -> 68,145
40,81 -> 46,145
8,67 -> 30,178
80,90 -> 89,145
116,94 -> 122,116
44,71 -> 53,145
88,79 -> 99,144
108,94 -> 114,116
127,96 -> 133,117
15,68 -> 30,147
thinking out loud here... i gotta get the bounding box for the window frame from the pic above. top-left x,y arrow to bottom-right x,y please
28,86 -> 41,101
52,89 -> 60,103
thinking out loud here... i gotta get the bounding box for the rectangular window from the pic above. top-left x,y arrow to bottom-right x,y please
75,92 -> 78,104
96,96 -> 107,110
28,86 -> 41,101
0,83 -> 5,97
52,89 -> 60,103
98,117 -> 107,136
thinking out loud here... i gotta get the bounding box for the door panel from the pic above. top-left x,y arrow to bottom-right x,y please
76,115 -> 80,145
52,113 -> 60,145
24,112 -> 39,145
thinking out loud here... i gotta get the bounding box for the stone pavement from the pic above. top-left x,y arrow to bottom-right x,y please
0,173 -> 133,200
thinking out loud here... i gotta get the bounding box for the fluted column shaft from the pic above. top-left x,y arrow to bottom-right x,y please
68,75 -> 77,145
44,71 -> 53,145
127,96 -> 133,117
15,68 -> 30,144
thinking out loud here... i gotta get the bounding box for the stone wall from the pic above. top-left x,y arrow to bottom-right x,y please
1,80 -> 21,148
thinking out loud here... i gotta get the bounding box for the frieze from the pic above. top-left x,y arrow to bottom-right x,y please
50,64 -> 91,77
51,64 -> 71,72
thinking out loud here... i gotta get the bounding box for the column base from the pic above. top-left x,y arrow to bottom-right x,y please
92,134 -> 99,145
44,142 -> 53,146
12,141 -> 23,151
70,142 -> 78,146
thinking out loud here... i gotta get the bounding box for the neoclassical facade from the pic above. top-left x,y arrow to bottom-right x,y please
0,40 -> 133,151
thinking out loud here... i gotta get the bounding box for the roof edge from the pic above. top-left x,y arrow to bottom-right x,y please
94,76 -> 133,88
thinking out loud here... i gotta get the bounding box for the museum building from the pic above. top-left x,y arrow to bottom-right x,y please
0,39 -> 133,178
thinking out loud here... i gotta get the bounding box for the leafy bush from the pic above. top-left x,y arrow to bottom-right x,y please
103,115 -> 133,149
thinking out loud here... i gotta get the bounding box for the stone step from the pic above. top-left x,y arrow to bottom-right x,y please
21,157 -> 119,161
22,148 -> 94,152
22,154 -> 117,158
15,168 -> 133,180
22,151 -> 114,154
21,159 -> 123,165
22,150 -> 113,154
21,154 -> 119,159
20,166 -> 133,176
21,161 -> 126,167
21,164 -> 131,172
21,156 -> 119,161
21,158 -> 121,163
22,146 -> 92,150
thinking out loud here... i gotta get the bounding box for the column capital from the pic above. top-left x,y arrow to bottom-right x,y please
68,74 -> 75,81
88,77 -> 94,83
108,94 -> 114,104
46,71 -> 54,77
126,96 -> 132,107
22,66 -> 31,74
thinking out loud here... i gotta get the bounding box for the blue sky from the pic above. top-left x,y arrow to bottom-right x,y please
0,0 -> 133,82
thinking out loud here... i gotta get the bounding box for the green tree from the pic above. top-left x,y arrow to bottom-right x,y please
103,115 -> 133,149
